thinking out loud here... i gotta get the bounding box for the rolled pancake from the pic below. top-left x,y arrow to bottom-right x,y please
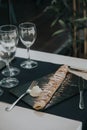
33,65 -> 69,110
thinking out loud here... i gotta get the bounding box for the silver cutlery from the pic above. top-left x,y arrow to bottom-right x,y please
5,81 -> 37,112
69,66 -> 87,73
78,77 -> 85,110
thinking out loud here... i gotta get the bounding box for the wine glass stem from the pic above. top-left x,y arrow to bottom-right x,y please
6,62 -> 11,77
6,51 -> 11,77
27,47 -> 31,62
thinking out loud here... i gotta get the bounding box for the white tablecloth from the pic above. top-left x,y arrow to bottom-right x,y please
0,102 -> 82,130
0,47 -> 85,130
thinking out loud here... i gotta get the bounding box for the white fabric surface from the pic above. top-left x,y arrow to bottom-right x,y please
16,48 -> 87,71
16,47 -> 87,80
0,102 -> 82,130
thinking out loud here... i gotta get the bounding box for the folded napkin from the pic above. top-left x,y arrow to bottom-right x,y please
33,65 -> 69,110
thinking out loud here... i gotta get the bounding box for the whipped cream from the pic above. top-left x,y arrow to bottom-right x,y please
29,85 -> 42,97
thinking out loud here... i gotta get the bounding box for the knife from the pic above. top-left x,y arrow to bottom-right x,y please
69,66 -> 87,73
78,77 -> 85,110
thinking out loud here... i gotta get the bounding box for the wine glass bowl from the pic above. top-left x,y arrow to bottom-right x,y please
19,22 -> 38,69
0,24 -> 19,88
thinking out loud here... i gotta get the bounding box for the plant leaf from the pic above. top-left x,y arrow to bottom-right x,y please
58,19 -> 66,28
74,17 -> 87,22
51,18 -> 58,26
52,29 -> 65,36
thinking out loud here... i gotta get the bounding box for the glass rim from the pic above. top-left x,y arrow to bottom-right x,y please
19,22 -> 36,29
0,24 -> 18,33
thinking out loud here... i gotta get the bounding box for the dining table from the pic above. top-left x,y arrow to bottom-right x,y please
0,47 -> 87,130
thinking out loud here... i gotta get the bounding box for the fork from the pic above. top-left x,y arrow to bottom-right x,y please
5,81 -> 37,112
79,77 -> 85,110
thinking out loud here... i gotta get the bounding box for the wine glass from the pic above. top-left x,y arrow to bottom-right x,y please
0,25 -> 19,88
19,22 -> 38,69
0,25 -> 20,77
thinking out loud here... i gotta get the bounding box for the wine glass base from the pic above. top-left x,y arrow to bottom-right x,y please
20,60 -> 38,69
0,88 -> 3,96
0,77 -> 19,88
2,66 -> 20,77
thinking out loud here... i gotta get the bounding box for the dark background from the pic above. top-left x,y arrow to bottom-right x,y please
0,0 -> 68,53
